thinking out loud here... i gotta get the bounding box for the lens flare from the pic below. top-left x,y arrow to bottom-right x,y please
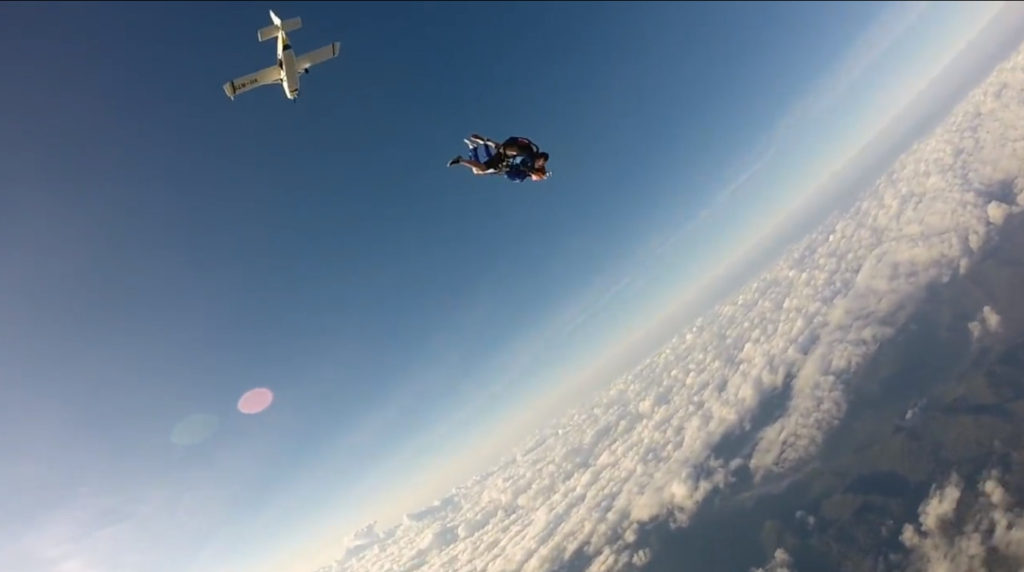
237,387 -> 274,414
170,413 -> 220,446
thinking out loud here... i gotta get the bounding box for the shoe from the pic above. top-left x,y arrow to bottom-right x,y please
447,156 -> 461,167
464,138 -> 476,149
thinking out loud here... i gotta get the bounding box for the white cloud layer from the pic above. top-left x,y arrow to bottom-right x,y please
901,471 -> 1024,571
320,39 -> 1024,572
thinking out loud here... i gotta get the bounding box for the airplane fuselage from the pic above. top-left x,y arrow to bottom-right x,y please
223,10 -> 339,102
278,32 -> 300,100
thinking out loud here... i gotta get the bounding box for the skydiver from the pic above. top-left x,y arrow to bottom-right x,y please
447,135 -> 550,181
468,134 -> 546,165
447,148 -> 550,181
503,154 -> 550,182
476,134 -> 550,181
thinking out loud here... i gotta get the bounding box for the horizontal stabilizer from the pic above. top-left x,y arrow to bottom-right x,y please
258,16 -> 302,42
257,24 -> 277,42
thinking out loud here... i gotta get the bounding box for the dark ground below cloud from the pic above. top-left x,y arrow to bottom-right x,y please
620,208 -> 1024,572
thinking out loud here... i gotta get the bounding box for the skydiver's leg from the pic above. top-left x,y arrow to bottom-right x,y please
469,134 -> 501,149
451,157 -> 499,175
449,137 -> 507,174
471,143 -> 494,164
453,144 -> 489,167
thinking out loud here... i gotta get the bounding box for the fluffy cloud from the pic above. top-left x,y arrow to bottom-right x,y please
750,548 -> 795,572
321,40 -> 1024,572
901,471 -> 1024,571
968,305 -> 1003,342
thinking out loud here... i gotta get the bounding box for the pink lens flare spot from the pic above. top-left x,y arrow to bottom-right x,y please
237,387 -> 274,414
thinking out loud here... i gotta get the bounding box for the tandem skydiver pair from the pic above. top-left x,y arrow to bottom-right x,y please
447,134 -> 551,183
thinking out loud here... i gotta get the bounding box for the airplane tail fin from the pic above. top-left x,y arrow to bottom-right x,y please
258,10 -> 302,42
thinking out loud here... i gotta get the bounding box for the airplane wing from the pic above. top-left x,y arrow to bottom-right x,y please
223,64 -> 282,100
296,42 -> 341,73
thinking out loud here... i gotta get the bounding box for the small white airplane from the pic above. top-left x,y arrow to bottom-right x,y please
223,10 -> 341,102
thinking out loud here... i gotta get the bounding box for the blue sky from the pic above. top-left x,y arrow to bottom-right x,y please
0,2 -> 1007,571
